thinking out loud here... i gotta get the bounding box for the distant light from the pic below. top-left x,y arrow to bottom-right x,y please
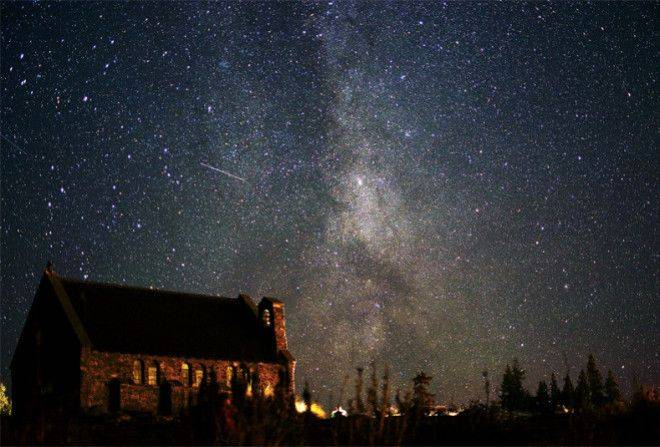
295,398 -> 326,418
357,177 -> 363,186
331,406 -> 348,417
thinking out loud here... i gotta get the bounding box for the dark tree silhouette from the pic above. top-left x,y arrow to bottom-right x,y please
395,388 -> 412,415
380,366 -> 391,417
354,367 -> 365,414
575,369 -> 591,411
482,370 -> 491,405
562,373 -> 575,409
586,354 -> 605,407
604,369 -> 622,404
501,359 -> 528,411
550,373 -> 561,410
536,381 -> 551,414
412,372 -> 435,415
367,361 -> 379,416
500,365 -> 512,410
303,381 -> 312,414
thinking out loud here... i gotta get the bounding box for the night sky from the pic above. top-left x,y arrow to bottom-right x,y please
1,2 -> 657,404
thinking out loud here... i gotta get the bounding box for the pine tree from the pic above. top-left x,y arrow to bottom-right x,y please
380,366 -> 391,417
562,373 -> 575,409
586,354 -> 604,407
483,370 -> 491,405
395,388 -> 412,415
367,361 -> 379,416
355,367 -> 365,414
500,359 -> 528,411
511,359 -> 527,411
604,370 -> 622,404
395,389 -> 403,414
575,369 -> 590,411
412,372 -> 435,415
536,380 -> 551,414
303,381 -> 312,413
500,364 -> 513,411
550,373 -> 561,411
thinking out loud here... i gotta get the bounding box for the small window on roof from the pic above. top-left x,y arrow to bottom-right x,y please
133,360 -> 144,384
262,308 -> 271,327
181,362 -> 190,386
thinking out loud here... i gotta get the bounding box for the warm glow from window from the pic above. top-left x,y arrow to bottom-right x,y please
194,368 -> 204,387
132,360 -> 143,384
147,365 -> 158,386
295,398 -> 327,418
181,363 -> 190,386
264,383 -> 274,398
226,366 -> 233,387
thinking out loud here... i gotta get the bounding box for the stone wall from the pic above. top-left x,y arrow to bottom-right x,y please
80,348 -> 287,414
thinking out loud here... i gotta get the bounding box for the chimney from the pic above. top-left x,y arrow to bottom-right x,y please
258,297 -> 288,353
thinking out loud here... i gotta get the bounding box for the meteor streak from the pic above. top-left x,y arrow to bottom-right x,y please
200,162 -> 248,184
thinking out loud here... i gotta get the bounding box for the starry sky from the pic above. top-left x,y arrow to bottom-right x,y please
1,1 -> 658,404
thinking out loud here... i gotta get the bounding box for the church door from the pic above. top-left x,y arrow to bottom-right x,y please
158,381 -> 172,415
107,378 -> 120,413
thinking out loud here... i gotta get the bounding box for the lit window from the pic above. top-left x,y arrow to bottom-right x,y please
181,363 -> 190,386
132,360 -> 144,384
262,309 -> 271,327
226,366 -> 234,387
194,367 -> 204,387
147,365 -> 158,386
264,383 -> 274,398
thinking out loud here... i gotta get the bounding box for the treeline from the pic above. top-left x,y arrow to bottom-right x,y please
499,354 -> 624,414
330,354 -> 629,418
323,362 -> 438,419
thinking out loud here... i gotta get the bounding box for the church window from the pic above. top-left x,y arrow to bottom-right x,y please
263,382 -> 274,398
181,362 -> 190,386
262,309 -> 271,327
147,364 -> 159,386
132,360 -> 144,384
194,366 -> 204,387
226,366 -> 234,387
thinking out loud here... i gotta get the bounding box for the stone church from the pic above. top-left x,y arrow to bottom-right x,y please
10,264 -> 295,420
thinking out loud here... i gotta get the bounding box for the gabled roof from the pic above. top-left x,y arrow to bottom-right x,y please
46,271 -> 281,362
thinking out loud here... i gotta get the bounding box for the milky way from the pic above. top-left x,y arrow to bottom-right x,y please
1,2 -> 657,405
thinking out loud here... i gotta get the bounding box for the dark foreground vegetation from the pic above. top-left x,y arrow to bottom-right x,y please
2,406 -> 659,446
2,354 -> 658,445
2,401 -> 658,445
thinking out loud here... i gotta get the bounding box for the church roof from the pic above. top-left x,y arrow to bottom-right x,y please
46,272 -> 284,362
